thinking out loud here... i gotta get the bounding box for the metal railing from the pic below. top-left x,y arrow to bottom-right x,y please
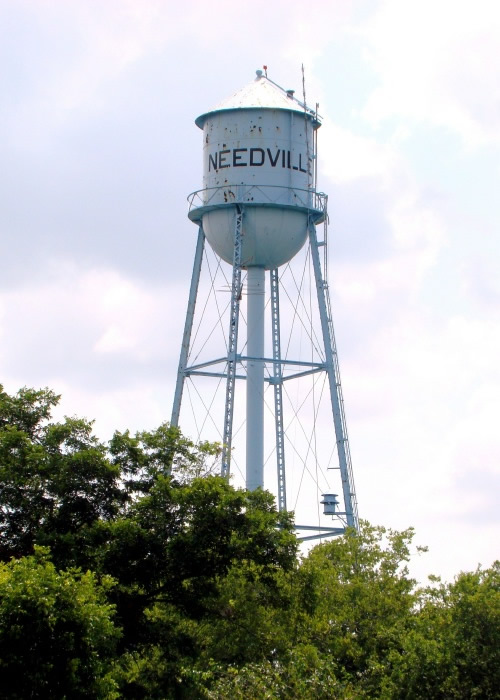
187,184 -> 327,216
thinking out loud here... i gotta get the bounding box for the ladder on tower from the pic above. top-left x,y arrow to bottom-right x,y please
308,206 -> 359,530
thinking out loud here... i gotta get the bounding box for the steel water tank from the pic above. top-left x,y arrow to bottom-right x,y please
188,71 -> 322,269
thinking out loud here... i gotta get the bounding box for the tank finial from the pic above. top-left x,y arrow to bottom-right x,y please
256,69 -> 263,79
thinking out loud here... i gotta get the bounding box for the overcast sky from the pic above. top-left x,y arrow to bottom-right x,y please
1,0 -> 499,583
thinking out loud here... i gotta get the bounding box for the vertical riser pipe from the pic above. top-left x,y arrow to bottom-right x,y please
246,266 -> 265,490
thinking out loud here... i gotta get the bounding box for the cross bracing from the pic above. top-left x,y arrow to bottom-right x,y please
171,206 -> 358,539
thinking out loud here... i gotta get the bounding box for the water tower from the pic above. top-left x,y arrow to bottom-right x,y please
171,70 -> 358,538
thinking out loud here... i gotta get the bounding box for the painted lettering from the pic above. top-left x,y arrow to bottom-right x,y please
207,147 -> 310,173
233,148 -> 248,166
218,150 -> 230,168
267,148 -> 281,167
249,148 -> 265,166
209,153 -> 218,171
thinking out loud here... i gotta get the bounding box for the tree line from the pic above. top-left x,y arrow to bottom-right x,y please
0,385 -> 498,698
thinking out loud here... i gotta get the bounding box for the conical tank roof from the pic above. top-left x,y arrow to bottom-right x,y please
195,70 -> 320,128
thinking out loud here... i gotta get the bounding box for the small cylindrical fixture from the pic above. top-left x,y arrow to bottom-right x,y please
321,493 -> 339,515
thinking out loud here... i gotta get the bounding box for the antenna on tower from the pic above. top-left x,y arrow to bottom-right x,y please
301,63 -> 313,190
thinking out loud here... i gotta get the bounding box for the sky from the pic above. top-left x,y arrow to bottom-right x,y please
1,0 -> 499,583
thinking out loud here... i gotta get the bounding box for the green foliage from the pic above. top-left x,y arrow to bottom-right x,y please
0,385 -> 60,437
198,561 -> 294,665
385,562 -> 500,699
0,548 -> 120,699
294,523 -> 419,696
109,424 -> 221,496
0,384 -> 498,698
0,385 -> 298,697
197,647 -> 359,699
0,385 -> 124,563
92,474 -> 297,652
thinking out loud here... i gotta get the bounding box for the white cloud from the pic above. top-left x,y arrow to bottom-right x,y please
321,119 -> 401,184
358,0 -> 500,147
0,261 -> 186,382
346,308 -> 500,580
320,118 -> 446,305
50,380 -> 173,441
2,1 -> 174,143
0,260 -> 189,438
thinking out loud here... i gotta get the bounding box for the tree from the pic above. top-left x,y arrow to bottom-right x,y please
0,385 -> 298,697
293,523 -> 420,696
198,647 -> 359,700
1,385 -> 498,698
0,385 -> 124,563
92,475 -> 297,648
0,548 -> 120,699
169,523 -> 424,699
0,384 -> 223,569
385,562 -> 500,699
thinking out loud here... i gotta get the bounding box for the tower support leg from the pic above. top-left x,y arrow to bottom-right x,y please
246,265 -> 265,490
270,267 -> 286,511
308,218 -> 359,529
221,207 -> 244,478
171,225 -> 205,429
